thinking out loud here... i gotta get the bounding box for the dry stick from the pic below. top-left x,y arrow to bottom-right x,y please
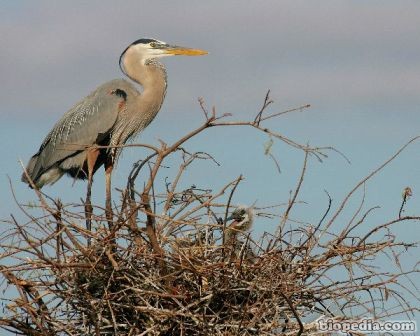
9,215 -> 53,267
138,326 -> 156,336
358,216 -> 420,247
52,200 -> 63,262
162,150 -> 219,219
167,178 -> 240,234
10,224 -> 92,269
7,177 -> 54,234
161,152 -> 196,218
161,187 -> 222,243
119,156 -> 159,246
215,119 -> 349,164
259,104 -> 311,123
254,89 -> 273,125
399,187 -> 412,219
141,192 -> 166,273
298,190 -> 332,252
161,196 -> 196,231
60,141 -> 161,154
279,151 -> 309,231
268,152 -> 282,174
126,152 -> 159,213
148,162 -> 158,216
130,151 -> 166,240
9,193 -> 87,256
188,192 -> 222,229
399,197 -> 407,219
280,292 -> 304,336
1,269 -> 47,333
342,206 -> 380,240
18,163 -> 53,214
327,187 -> 379,252
198,97 -> 210,120
322,135 -> 420,235
305,241 -> 407,290
62,225 -> 90,258
18,166 -> 95,251
106,299 -> 118,334
213,120 -> 323,154
160,116 -> 219,159
123,152 -> 159,245
134,152 -> 167,266
127,153 -> 159,200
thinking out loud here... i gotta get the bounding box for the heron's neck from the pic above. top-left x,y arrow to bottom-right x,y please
126,59 -> 167,109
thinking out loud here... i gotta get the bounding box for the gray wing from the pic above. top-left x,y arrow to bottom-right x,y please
28,82 -> 126,182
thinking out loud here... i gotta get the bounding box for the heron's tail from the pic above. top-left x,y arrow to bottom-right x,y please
21,155 -> 38,187
21,155 -> 63,188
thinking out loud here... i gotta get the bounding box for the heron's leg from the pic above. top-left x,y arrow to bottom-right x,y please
105,159 -> 114,229
85,149 -> 99,245
85,172 -> 93,231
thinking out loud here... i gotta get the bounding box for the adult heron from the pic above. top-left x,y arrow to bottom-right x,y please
22,38 -> 207,230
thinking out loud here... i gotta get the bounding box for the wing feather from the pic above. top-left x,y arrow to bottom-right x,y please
28,82 -> 126,183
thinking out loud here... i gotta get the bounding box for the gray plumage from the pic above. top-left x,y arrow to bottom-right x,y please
24,80 -> 130,186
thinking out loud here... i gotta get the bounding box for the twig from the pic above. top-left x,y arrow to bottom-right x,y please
254,89 -> 273,125
399,187 -> 412,219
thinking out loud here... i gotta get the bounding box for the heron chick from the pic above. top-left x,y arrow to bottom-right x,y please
22,38 -> 207,231
225,206 -> 254,242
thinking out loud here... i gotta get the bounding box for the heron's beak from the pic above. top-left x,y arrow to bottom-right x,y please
163,45 -> 208,56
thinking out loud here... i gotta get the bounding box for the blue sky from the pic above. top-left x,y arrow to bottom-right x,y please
0,0 -> 419,326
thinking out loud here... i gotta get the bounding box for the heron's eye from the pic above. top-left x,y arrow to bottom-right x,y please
150,42 -> 157,48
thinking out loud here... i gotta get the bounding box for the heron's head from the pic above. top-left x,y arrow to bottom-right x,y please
119,38 -> 207,74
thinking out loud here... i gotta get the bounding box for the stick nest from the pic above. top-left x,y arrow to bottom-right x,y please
1,97 -> 418,335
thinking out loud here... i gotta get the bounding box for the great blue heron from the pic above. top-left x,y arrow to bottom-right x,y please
22,38 -> 207,230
